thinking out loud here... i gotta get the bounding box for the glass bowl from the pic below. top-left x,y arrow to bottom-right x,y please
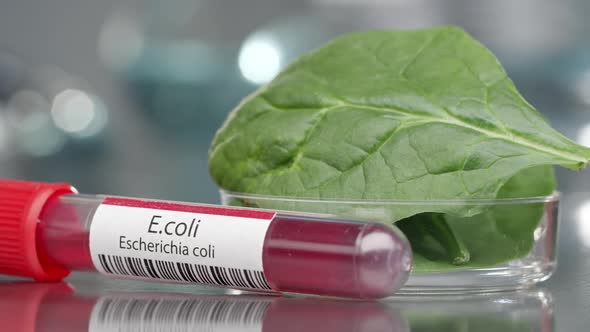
220,190 -> 559,294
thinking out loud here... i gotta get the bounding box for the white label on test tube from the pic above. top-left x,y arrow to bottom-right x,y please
89,197 -> 275,290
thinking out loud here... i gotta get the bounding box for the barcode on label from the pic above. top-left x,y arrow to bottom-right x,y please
97,254 -> 271,290
90,296 -> 270,332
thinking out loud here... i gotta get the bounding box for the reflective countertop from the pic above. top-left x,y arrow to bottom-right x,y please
1,200 -> 589,332
1,193 -> 590,331
0,278 -> 554,332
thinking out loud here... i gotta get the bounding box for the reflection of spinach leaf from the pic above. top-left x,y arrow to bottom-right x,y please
398,291 -> 547,331
209,27 -> 590,271
407,316 -> 533,332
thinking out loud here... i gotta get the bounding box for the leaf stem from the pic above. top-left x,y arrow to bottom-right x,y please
425,214 -> 471,265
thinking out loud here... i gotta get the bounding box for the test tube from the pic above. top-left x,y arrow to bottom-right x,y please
0,179 -> 411,299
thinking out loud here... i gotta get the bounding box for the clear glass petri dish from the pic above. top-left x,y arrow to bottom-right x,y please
219,190 -> 559,295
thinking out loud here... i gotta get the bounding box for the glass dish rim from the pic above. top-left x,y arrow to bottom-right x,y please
219,189 -> 560,206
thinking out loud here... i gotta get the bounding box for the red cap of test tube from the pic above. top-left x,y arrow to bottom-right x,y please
0,178 -> 76,281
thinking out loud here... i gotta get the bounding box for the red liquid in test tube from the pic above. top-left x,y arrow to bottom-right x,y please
0,179 -> 412,299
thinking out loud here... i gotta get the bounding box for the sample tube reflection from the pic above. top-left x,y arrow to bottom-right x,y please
0,282 -> 408,332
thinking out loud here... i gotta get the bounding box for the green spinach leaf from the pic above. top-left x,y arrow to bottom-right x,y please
209,27 -> 590,270
398,165 -> 555,271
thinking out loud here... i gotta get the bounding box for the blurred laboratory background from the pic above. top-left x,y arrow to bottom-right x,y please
1,0 -> 590,330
